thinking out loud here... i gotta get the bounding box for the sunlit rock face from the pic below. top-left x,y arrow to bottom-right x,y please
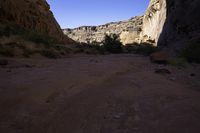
142,0 -> 200,48
141,0 -> 167,45
120,31 -> 141,45
0,0 -> 72,43
63,16 -> 143,45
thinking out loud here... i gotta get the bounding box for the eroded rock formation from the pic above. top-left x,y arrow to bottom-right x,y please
0,0 -> 72,43
63,16 -> 143,45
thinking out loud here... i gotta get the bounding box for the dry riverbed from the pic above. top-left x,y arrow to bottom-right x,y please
0,54 -> 200,133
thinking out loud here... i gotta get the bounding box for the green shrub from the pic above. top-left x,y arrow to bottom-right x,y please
103,34 -> 123,53
0,25 -> 57,45
124,43 -> 158,55
53,45 -> 71,55
0,25 -> 11,37
40,49 -> 58,59
181,42 -> 200,63
168,58 -> 187,66
23,48 -> 34,58
23,31 -> 56,45
0,44 -> 14,57
74,43 -> 106,55
93,45 -> 106,54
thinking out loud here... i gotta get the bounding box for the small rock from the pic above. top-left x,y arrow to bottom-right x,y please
45,100 -> 51,103
170,77 -> 176,81
25,65 -> 33,68
6,69 -> 11,72
0,59 -> 8,66
113,115 -> 121,119
113,113 -> 125,119
190,73 -> 195,77
155,68 -> 171,74
89,59 -> 98,63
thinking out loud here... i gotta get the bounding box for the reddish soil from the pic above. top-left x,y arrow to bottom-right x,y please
0,54 -> 200,133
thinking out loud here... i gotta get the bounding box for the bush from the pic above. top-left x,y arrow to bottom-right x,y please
0,43 -> 14,57
93,45 -> 106,54
168,58 -> 187,66
23,31 -> 56,45
103,34 -> 123,53
73,43 -> 106,55
40,49 -> 58,59
23,48 -> 34,58
181,42 -> 200,63
0,25 -> 11,37
0,25 -> 57,45
124,43 -> 158,55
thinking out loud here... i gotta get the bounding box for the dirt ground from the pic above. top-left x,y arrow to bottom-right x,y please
0,54 -> 200,133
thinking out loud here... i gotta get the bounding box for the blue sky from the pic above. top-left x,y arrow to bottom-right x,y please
47,0 -> 150,28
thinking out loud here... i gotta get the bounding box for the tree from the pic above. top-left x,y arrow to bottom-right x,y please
103,34 -> 123,53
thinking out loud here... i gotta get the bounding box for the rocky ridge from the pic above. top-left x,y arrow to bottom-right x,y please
63,16 -> 143,45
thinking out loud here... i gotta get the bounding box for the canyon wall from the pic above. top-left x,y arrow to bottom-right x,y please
63,16 -> 143,45
141,0 -> 166,45
64,0 -> 200,49
0,0 -> 72,43
142,0 -> 200,49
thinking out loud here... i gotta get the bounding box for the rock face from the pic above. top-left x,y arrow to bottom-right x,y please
63,16 -> 143,45
142,0 -> 200,48
0,0 -> 72,43
141,0 -> 166,45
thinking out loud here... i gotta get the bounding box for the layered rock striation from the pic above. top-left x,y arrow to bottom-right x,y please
63,16 -> 143,45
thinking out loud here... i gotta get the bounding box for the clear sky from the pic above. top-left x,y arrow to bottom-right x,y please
47,0 -> 150,29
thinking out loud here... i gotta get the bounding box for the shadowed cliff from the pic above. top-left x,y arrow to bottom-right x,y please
0,0 -> 74,44
158,0 -> 200,48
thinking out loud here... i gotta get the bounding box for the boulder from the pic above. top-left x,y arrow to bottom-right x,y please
150,51 -> 170,64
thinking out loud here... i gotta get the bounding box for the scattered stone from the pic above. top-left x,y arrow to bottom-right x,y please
45,100 -> 51,103
155,68 -> 171,74
89,59 -> 98,63
6,69 -> 11,72
150,51 -> 170,64
170,77 -> 176,81
0,59 -> 8,66
10,123 -> 24,130
113,113 -> 125,119
113,115 -> 121,119
25,65 -> 34,68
